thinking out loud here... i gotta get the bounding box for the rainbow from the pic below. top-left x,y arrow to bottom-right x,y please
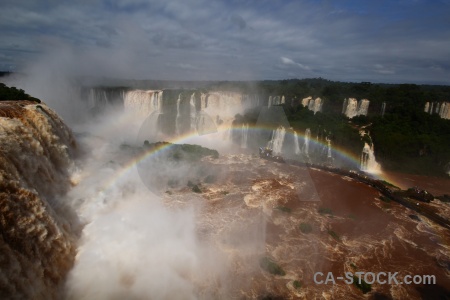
89,122 -> 402,196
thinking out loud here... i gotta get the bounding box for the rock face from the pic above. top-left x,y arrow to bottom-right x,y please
0,101 -> 78,299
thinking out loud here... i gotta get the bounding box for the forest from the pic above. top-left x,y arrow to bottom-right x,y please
224,78 -> 450,176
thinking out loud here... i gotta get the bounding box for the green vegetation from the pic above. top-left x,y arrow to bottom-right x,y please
210,78 -> 450,176
379,196 -> 391,203
220,190 -> 229,195
350,263 -> 357,270
353,275 -> 372,294
187,181 -> 202,193
318,207 -> 333,215
191,184 -> 202,193
293,280 -> 302,289
327,230 -> 340,241
275,206 -> 292,213
299,223 -> 312,234
0,83 -> 40,102
259,257 -> 286,276
380,180 -> 400,189
143,141 -> 219,162
347,214 -> 357,220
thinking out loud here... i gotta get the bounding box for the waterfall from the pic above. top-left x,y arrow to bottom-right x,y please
124,90 -> 162,117
313,97 -> 322,114
326,137 -> 332,158
0,101 -> 77,299
344,98 -> 358,118
88,89 -> 108,109
342,98 -> 348,114
175,93 -> 181,134
308,98 -> 315,111
343,98 -> 370,118
303,128 -> 311,156
381,102 -> 386,117
294,130 -> 301,155
268,126 -> 286,154
190,93 -> 197,131
425,101 -> 449,119
439,102 -> 450,119
360,142 -> 381,173
222,127 -> 232,142
200,93 -> 207,110
358,99 -> 370,116
302,96 -> 312,107
241,124 -> 249,148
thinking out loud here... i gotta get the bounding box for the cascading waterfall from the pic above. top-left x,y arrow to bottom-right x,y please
426,101 -> 450,119
294,130 -> 301,155
0,101 -> 77,299
190,93 -> 197,131
381,102 -> 386,117
360,142 -> 381,173
326,137 -> 332,158
344,98 -> 358,118
88,89 -> 108,109
124,90 -> 162,117
269,126 -> 286,154
303,128 -> 311,156
358,99 -> 370,116
424,102 -> 430,113
175,93 -> 181,134
241,124 -> 249,148
343,98 -> 370,118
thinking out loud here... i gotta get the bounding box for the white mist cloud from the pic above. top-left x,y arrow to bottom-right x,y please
58,104 -> 266,299
281,56 -> 311,71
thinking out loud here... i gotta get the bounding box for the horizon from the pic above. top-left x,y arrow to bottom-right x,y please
2,71 -> 450,87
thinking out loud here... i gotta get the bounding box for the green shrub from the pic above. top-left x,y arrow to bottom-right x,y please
318,207 -> 333,215
353,275 -> 372,294
259,257 -> 286,276
275,206 -> 292,213
379,196 -> 391,203
293,280 -> 302,289
327,230 -> 340,241
299,223 -> 312,234
192,184 -> 202,193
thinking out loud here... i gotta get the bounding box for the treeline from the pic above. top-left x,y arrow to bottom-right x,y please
224,78 -> 450,176
208,78 -> 450,115
0,83 -> 40,102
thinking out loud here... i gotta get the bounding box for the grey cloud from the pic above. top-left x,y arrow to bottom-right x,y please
0,0 -> 449,83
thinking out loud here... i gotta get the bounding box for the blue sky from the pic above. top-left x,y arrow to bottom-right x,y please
1,0 -> 449,83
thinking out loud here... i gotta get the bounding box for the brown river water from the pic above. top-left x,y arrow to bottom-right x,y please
162,155 -> 450,299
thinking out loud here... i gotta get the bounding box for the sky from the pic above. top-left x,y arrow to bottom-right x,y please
1,0 -> 450,84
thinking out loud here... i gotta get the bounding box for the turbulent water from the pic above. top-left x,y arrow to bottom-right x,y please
0,101 -> 78,299
2,96 -> 450,299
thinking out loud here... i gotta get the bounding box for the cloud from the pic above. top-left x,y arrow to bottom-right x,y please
0,0 -> 449,83
281,56 -> 311,71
